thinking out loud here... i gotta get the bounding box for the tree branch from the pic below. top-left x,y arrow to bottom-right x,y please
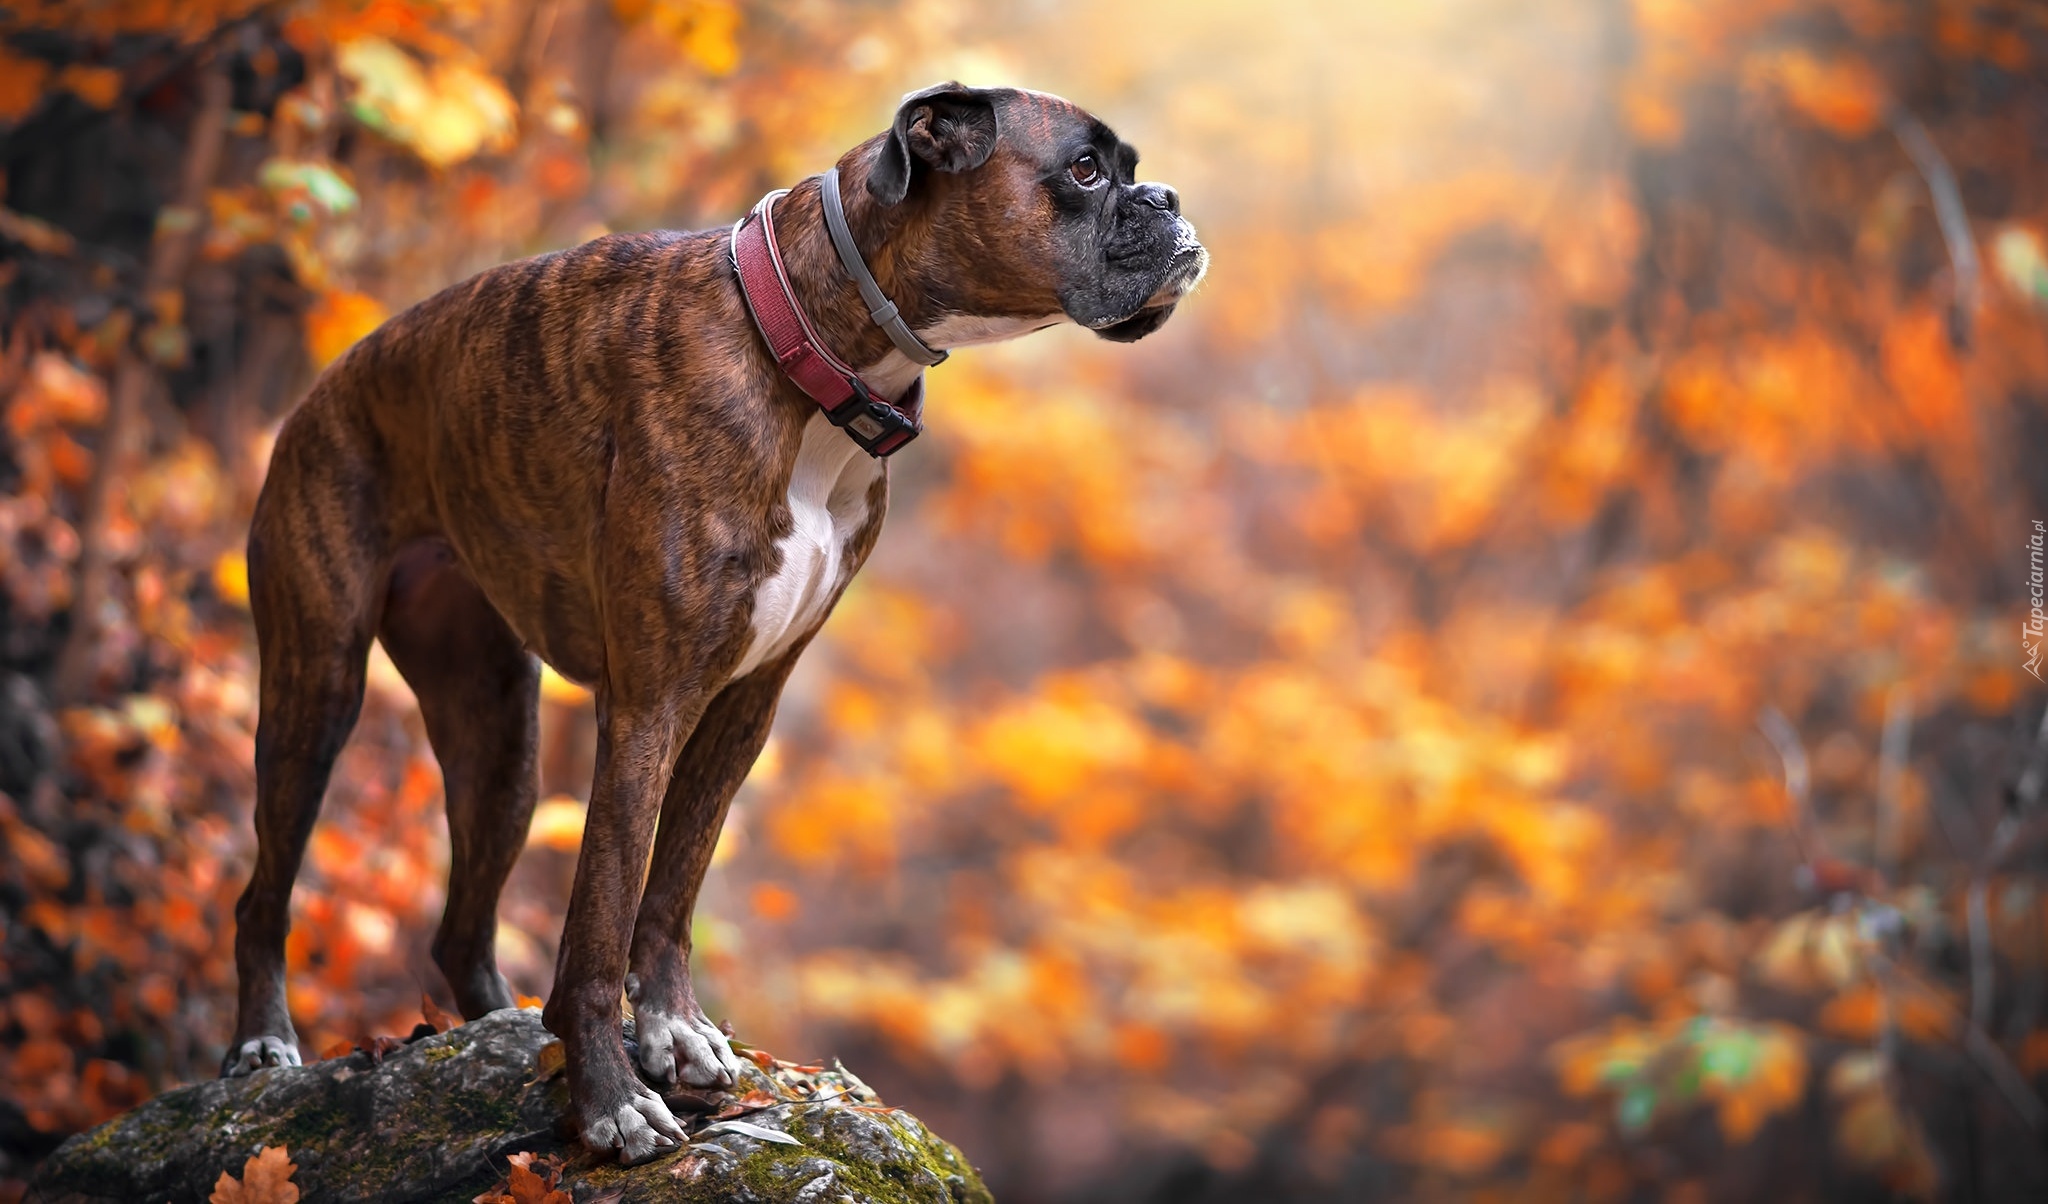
1891,109 -> 1982,350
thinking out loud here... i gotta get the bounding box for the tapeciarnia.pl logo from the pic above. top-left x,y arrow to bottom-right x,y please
2029,519 -> 2046,682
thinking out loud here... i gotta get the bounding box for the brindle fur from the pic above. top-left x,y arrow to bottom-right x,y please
225,84 -> 1204,1164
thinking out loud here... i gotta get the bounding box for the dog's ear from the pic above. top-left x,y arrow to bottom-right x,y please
868,82 -> 999,206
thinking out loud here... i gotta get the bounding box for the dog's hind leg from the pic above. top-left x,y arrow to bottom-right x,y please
223,408 -> 383,1077
378,538 -> 540,1019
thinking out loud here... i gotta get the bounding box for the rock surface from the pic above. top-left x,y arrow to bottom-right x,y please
29,1009 -> 991,1204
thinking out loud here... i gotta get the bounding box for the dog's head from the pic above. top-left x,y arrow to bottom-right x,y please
861,82 -> 1208,343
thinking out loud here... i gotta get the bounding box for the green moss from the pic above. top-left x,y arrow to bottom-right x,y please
808,1110 -> 991,1204
573,1104 -> 993,1204
267,1095 -> 357,1154
439,1082 -> 524,1135
424,1045 -> 461,1063
79,1118 -> 121,1151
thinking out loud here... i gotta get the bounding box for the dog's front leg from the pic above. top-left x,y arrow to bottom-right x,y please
544,693 -> 702,1165
627,649 -> 802,1090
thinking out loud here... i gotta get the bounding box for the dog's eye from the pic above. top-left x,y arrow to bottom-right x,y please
1069,154 -> 1100,186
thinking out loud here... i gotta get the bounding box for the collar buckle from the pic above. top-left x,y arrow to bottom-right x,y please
730,184 -> 929,459
825,376 -> 921,456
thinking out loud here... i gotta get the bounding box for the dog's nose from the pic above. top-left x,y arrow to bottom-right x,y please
1135,182 -> 1180,215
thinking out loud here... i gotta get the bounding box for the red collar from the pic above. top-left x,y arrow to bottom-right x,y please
730,187 -> 923,458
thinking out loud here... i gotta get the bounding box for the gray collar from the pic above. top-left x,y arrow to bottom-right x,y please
821,167 -> 947,368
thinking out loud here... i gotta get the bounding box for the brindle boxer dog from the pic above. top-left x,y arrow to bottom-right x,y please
222,82 -> 1206,1163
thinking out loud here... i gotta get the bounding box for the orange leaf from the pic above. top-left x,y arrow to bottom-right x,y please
209,1145 -> 299,1204
1111,1022 -> 1171,1072
57,64 -> 122,109
1716,1092 -> 1764,1145
214,551 -> 251,607
0,48 -> 49,122
750,881 -> 798,922
1819,984 -> 1881,1041
305,289 -> 387,370
480,1152 -> 571,1204
532,1040 -> 566,1082
421,992 -> 458,1034
1751,49 -> 1886,138
504,1160 -> 569,1204
11,353 -> 106,433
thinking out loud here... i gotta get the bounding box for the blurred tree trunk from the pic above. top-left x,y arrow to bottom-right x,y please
52,65 -> 232,702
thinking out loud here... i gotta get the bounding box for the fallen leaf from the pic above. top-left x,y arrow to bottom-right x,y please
209,1145 -> 299,1204
475,1151 -> 571,1204
712,1089 -> 787,1119
505,1157 -> 570,1204
532,1040 -> 566,1082
421,992 -> 459,1034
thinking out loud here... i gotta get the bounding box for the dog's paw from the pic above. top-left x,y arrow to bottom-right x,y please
221,1035 -> 301,1077
634,1005 -> 742,1089
580,1086 -> 685,1166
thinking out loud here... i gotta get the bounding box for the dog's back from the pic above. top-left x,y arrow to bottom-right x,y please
249,228 -> 769,677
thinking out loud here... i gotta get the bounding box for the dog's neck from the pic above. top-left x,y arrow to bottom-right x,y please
762,156 -> 1061,404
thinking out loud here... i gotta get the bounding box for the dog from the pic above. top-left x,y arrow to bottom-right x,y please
221,81 -> 1207,1164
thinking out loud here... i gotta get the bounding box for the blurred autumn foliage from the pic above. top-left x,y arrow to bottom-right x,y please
4,0 -> 2048,1201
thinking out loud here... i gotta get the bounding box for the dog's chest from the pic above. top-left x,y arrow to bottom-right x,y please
730,413 -> 883,679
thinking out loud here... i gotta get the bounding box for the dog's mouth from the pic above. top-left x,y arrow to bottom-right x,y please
1084,235 -> 1210,334
1142,242 -> 1210,309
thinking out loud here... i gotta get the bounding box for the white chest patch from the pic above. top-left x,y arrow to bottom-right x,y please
731,412 -> 882,679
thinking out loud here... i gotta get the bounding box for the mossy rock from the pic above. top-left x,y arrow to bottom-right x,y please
28,1008 -> 992,1204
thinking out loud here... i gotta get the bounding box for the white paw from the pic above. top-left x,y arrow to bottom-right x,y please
635,1007 -> 743,1089
223,1035 -> 301,1077
582,1088 -> 685,1165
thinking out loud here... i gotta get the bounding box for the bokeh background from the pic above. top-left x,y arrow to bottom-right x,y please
5,0 -> 2048,1200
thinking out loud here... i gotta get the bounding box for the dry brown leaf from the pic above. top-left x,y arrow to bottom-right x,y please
711,1089 -> 788,1120
532,1039 -> 566,1082
421,992 -> 459,1034
474,1152 -> 571,1204
209,1145 -> 299,1204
